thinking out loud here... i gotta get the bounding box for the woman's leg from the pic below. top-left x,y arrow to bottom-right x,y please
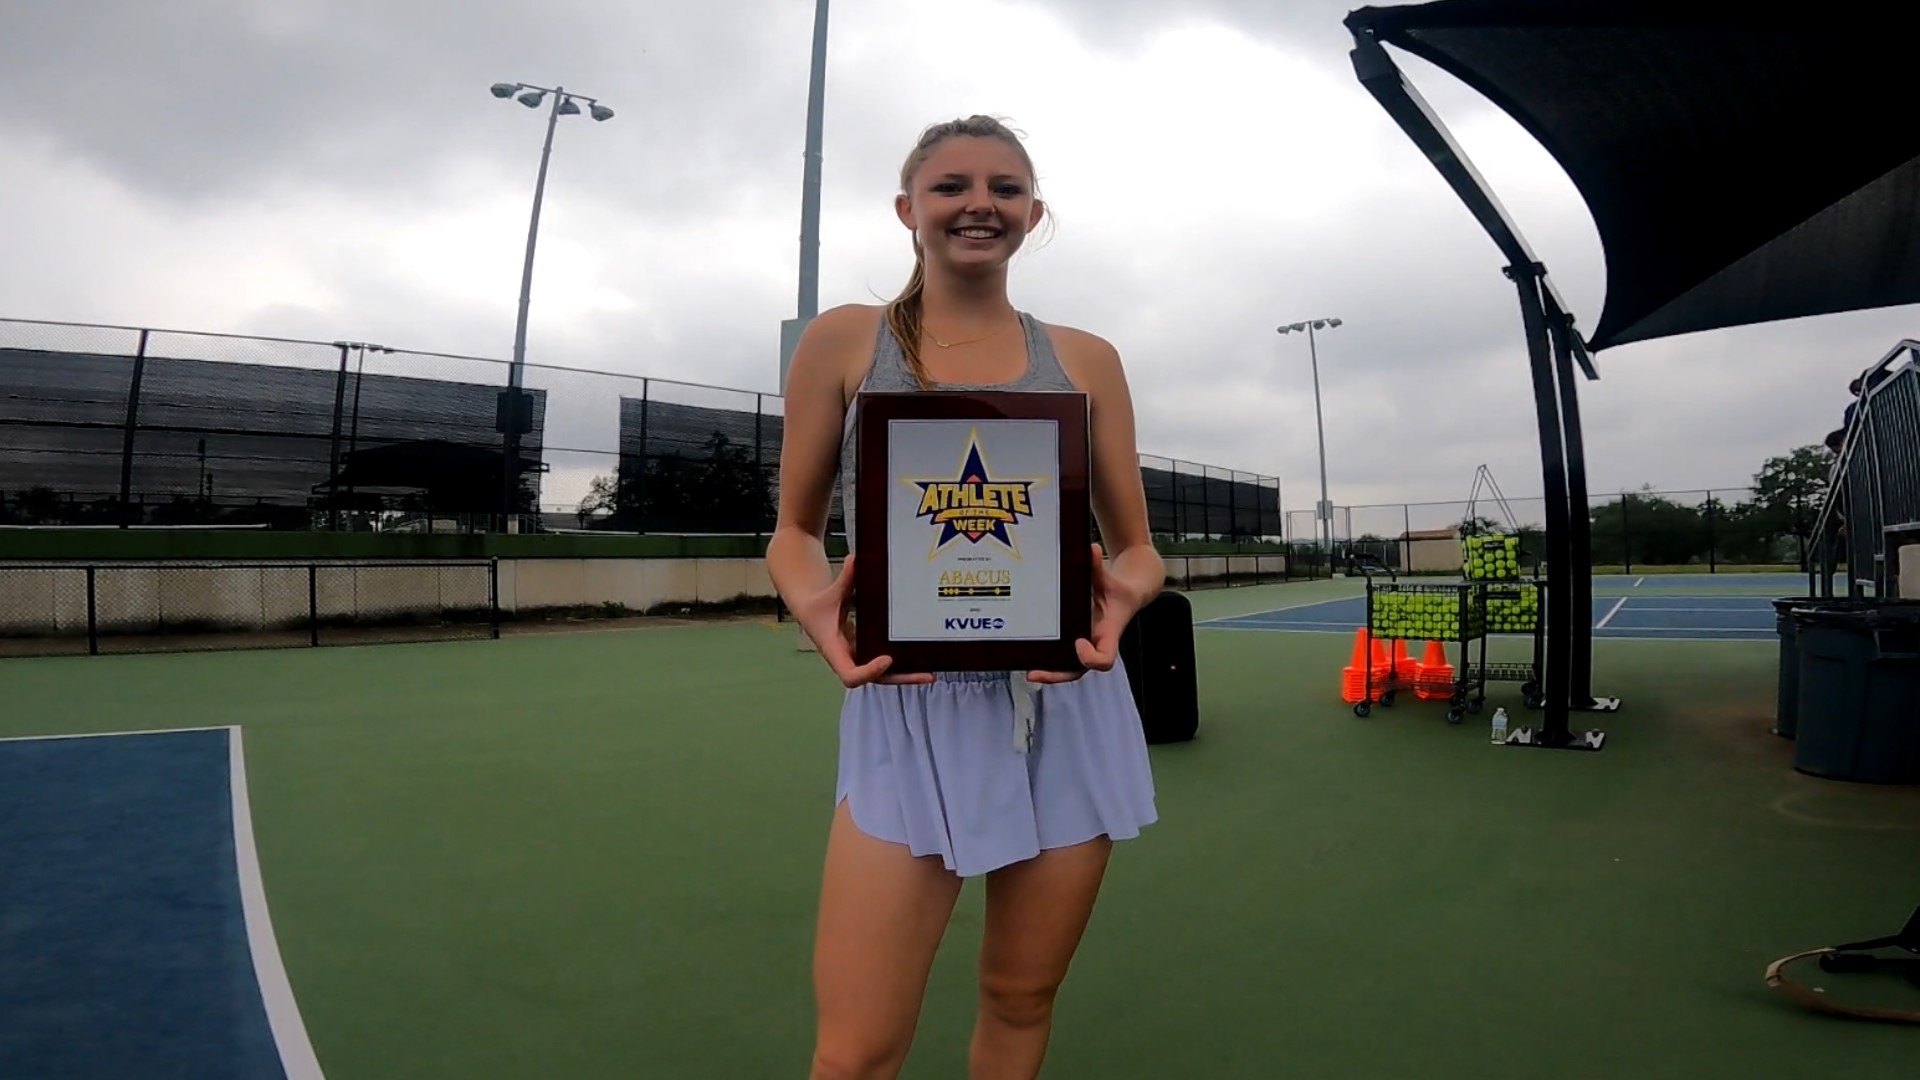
810,798 -> 966,1080
968,836 -> 1114,1080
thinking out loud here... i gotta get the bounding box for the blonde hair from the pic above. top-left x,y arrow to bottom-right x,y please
885,115 -> 1041,388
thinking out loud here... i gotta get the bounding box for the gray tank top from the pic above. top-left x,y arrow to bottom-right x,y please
836,310 -> 1077,550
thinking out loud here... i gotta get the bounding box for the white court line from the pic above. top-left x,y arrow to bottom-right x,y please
1593,633 -> 1773,643
1194,595 -> 1364,626
1203,624 -> 1361,634
1596,598 -> 1629,628
1635,577 -> 1645,587
229,726 -> 326,1079
1,726 -> 327,1075
1597,625 -> 1772,635
0,725 -> 229,744
1616,605 -> 1773,613
1203,618 -> 1358,629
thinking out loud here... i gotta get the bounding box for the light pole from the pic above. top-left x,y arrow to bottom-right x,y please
782,0 -> 832,394
1277,317 -> 1342,558
488,80 -> 614,530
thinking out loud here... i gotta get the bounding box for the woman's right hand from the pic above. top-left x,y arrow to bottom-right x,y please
792,554 -> 935,689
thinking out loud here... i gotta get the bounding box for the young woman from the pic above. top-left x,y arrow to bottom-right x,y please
769,114 -> 1164,1080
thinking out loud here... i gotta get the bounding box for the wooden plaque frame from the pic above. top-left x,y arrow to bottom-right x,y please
853,390 -> 1092,674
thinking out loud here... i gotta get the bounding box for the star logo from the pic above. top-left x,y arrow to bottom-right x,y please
905,429 -> 1043,560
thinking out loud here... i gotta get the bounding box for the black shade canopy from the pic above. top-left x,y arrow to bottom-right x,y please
1346,0 -> 1920,352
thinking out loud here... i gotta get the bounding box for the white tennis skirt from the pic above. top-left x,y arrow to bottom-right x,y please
834,659 -> 1160,878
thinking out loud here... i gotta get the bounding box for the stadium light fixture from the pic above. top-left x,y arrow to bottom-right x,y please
1277,317 -> 1343,556
489,79 -> 617,529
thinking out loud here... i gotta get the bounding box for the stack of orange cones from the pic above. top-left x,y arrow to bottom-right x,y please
1391,641 -> 1413,688
1413,640 -> 1454,700
1341,628 -> 1394,703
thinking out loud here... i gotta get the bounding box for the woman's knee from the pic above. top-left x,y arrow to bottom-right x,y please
977,971 -> 1060,1030
810,1036 -> 912,1080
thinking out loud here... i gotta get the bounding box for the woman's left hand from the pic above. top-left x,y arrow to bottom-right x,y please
1027,543 -> 1150,685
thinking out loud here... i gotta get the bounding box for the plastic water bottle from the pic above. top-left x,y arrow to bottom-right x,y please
1491,706 -> 1509,744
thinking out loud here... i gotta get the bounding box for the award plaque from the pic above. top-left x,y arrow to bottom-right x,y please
853,390 -> 1092,674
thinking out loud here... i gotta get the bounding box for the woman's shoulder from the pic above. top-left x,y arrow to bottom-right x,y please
789,304 -> 886,396
1032,317 -> 1126,388
810,303 -> 888,337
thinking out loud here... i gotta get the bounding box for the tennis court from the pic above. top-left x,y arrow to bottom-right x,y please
3,576 -> 1916,1079
1201,573 -> 1819,642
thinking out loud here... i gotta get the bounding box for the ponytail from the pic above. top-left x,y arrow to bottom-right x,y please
885,239 -> 932,388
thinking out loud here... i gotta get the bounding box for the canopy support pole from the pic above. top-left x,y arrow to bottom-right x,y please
1547,292 -> 1621,717
1349,29 -> 1611,750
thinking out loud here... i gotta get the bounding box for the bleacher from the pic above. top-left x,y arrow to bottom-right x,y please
1811,339 -> 1920,598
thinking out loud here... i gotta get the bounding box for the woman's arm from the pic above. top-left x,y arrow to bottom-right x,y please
1078,335 -> 1164,609
767,306 -> 928,687
1043,328 -> 1164,678
766,306 -> 859,610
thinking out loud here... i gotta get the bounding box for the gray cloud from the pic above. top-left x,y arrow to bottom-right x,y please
0,0 -> 818,219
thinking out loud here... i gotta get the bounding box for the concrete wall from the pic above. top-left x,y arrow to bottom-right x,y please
0,552 -> 1289,638
495,557 -> 776,614
1407,538 -> 1461,574
0,562 -> 502,635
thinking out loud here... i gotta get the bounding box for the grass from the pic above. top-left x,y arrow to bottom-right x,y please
3,580 -> 1916,1078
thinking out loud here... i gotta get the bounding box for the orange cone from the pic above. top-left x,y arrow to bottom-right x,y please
1341,628 -> 1380,703
1415,640 -> 1454,700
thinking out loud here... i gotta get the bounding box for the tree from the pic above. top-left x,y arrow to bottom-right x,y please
578,472 -> 619,528
581,430 -> 774,534
1742,443 -> 1830,564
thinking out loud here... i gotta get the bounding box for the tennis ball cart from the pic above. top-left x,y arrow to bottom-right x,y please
1355,530 -> 1547,724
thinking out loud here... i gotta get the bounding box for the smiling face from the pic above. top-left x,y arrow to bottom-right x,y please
895,131 -> 1045,278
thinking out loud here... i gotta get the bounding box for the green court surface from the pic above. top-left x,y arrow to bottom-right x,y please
4,578 -> 1917,1078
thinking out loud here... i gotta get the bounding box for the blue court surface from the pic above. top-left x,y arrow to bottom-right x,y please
0,728 -> 322,1080
1200,574 -> 1814,642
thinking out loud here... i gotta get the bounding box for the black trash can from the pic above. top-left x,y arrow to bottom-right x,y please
1773,596 -> 1873,738
1773,597 -> 1810,738
1791,601 -> 1920,784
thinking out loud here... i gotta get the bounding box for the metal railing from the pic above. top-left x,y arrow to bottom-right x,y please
1811,340 -> 1920,596
0,558 -> 499,658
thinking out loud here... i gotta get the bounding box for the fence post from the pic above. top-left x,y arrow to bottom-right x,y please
489,558 -> 501,639
1228,467 -> 1238,541
86,566 -> 98,656
636,379 -> 651,534
1795,493 -> 1808,570
308,564 -> 319,646
328,344 -> 349,531
118,329 -> 149,527
1402,503 -> 1412,572
1621,493 -> 1634,573
754,392 -> 767,541
1706,489 -> 1718,573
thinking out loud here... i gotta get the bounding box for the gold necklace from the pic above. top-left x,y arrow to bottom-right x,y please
927,318 -> 1013,349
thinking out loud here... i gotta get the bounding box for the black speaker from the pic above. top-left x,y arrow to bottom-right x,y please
1118,591 -> 1199,743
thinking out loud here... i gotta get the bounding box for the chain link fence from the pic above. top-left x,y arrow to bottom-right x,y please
1,317 -> 1284,543
1289,486 -> 1821,575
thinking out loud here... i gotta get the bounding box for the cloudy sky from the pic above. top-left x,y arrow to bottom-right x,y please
3,0 -> 1911,532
